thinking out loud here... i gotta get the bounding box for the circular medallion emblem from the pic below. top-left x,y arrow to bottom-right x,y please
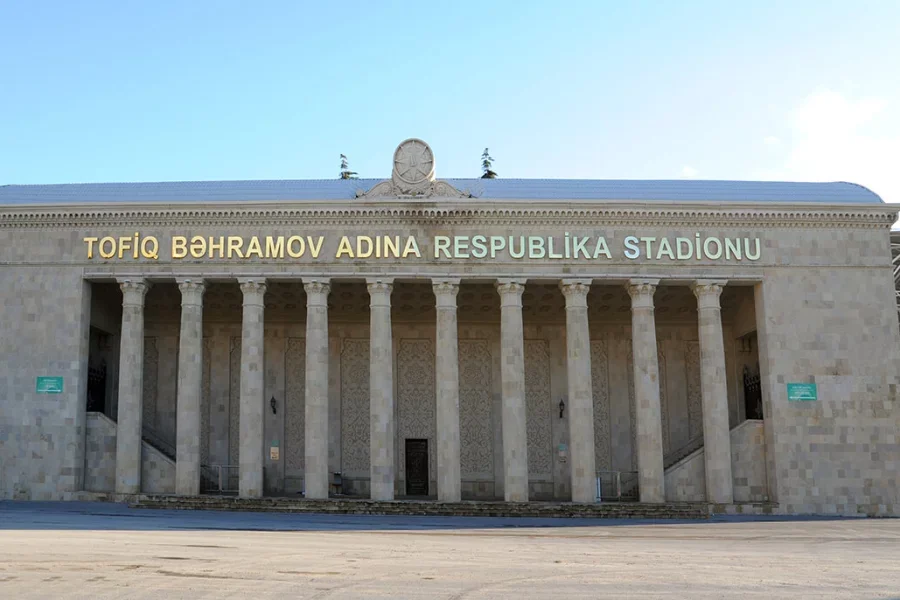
393,138 -> 435,185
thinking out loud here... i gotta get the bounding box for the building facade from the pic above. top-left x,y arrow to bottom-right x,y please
1,139 -> 899,515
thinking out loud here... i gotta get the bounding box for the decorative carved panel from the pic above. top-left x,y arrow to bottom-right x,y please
340,339 -> 370,474
285,338 -> 306,472
627,345 -> 637,470
142,337 -> 158,431
524,340 -> 552,477
591,340 -> 611,470
459,340 -> 493,476
686,341 -> 703,440
398,339 -> 436,480
229,337 -> 241,467
658,343 -> 670,454
201,338 -> 211,465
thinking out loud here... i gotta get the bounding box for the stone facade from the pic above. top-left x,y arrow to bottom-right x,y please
1,141 -> 899,515
84,412 -> 175,494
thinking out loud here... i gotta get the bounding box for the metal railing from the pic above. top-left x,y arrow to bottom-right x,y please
201,464 -> 240,494
595,470 -> 639,501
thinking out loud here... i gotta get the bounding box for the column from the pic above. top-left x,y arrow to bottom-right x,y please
175,278 -> 206,496
367,278 -> 394,501
303,278 -> 331,500
433,278 -> 461,502
497,279 -> 528,502
626,280 -> 665,503
560,279 -> 597,503
692,280 -> 734,504
114,279 -> 150,495
238,279 -> 267,498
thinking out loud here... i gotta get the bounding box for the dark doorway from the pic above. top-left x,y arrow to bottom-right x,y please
743,365 -> 763,420
405,439 -> 429,496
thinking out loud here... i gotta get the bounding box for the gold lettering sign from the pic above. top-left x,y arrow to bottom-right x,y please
82,234 -> 762,262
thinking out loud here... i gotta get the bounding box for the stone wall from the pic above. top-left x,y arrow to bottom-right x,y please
757,267 -> 900,515
664,419 -> 768,502
83,412 -> 175,494
2,199 -> 897,512
0,267 -> 91,500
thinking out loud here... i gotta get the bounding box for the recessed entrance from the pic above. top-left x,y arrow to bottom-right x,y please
405,439 -> 429,496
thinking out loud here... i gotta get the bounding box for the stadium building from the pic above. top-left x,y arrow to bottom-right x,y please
1,139 -> 898,516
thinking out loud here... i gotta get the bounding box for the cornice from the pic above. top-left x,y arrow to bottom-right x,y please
0,201 -> 895,229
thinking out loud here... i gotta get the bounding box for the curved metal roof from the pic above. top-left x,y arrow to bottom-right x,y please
0,178 -> 884,205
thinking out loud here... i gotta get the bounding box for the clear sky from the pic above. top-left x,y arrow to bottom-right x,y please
1,0 -> 898,203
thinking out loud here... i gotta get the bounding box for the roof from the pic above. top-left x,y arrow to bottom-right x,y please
0,178 -> 884,205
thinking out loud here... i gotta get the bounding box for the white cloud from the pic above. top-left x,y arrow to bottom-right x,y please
763,136 -> 781,146
681,166 -> 698,177
762,90 -> 899,203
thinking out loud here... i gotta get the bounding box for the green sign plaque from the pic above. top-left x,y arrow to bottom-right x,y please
787,382 -> 817,401
36,376 -> 64,394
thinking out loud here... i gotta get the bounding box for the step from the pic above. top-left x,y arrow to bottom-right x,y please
130,495 -> 710,520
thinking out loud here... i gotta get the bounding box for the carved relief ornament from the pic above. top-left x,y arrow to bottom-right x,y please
357,138 -> 471,199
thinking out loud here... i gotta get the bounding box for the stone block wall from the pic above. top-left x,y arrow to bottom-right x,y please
83,412 -> 175,494
84,412 -> 117,492
0,267 -> 91,500
664,419 -> 768,502
756,267 -> 900,515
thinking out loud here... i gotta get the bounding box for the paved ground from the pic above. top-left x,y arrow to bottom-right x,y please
0,502 -> 898,599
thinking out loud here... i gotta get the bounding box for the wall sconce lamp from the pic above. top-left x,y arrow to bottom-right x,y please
270,396 -> 277,415
558,398 -> 565,419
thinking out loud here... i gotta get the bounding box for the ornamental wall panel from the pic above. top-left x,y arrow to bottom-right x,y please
142,337 -> 158,432
228,336 -> 241,468
285,338 -> 306,473
524,340 -> 552,478
686,341 -> 703,440
200,338 -> 211,466
340,338 -> 370,475
659,343 -> 670,455
459,340 -> 494,477
590,339 -> 612,471
398,339 -> 437,483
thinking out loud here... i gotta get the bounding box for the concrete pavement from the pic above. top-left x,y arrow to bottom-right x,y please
0,501 -> 898,599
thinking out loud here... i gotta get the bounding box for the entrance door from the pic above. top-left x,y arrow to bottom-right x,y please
405,439 -> 429,496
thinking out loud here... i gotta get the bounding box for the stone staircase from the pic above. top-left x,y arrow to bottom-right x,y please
665,435 -> 705,470
130,494 -> 710,519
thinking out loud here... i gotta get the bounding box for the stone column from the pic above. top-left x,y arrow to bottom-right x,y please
303,278 -> 331,500
238,279 -> 267,498
560,279 -> 597,503
175,278 -> 206,496
626,280 -> 665,503
367,278 -> 395,501
497,279 -> 528,502
692,280 -> 734,504
433,278 -> 461,502
114,279 -> 150,495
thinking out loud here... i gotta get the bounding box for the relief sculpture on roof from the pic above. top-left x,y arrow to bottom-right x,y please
357,138 -> 470,199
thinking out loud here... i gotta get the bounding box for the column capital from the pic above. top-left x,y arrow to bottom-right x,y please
367,278 -> 393,307
238,279 -> 267,305
691,280 -> 727,309
560,279 -> 591,307
303,278 -> 331,306
626,279 -> 659,310
496,279 -> 526,307
117,278 -> 150,306
432,278 -> 460,307
177,278 -> 206,304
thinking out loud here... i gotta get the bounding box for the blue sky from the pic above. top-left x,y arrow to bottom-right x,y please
1,1 -> 898,202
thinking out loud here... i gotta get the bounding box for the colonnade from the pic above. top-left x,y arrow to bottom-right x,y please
112,276 -> 734,504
